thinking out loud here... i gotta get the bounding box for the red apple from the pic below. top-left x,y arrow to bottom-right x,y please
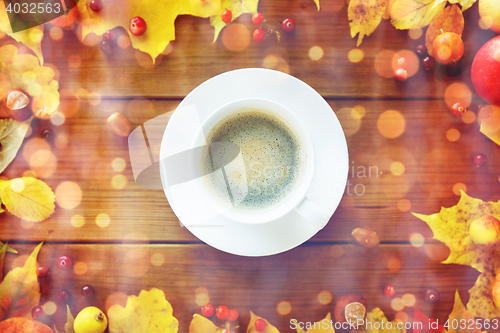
471,36 -> 500,106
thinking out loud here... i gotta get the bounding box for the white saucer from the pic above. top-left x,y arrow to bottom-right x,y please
160,68 -> 348,256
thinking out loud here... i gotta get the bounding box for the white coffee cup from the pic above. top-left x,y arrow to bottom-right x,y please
191,98 -> 328,230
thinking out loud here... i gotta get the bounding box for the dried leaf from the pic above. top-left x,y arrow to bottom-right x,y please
211,0 -> 259,42
365,308 -> 406,333
0,243 -> 42,321
348,0 -> 387,46
189,314 -> 218,333
0,3 -> 43,64
107,288 -> 179,333
413,192 -> 500,318
384,0 -> 398,20
293,313 -> 335,333
448,291 -> 486,333
433,0 -> 476,11
0,177 -> 55,222
313,0 -> 320,10
480,106 -> 500,146
425,5 -> 464,56
390,0 -> 445,30
0,45 -> 60,116
0,118 -> 30,174
55,305 -> 75,333
248,312 -> 280,333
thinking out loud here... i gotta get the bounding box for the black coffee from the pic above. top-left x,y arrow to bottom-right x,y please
203,107 -> 304,211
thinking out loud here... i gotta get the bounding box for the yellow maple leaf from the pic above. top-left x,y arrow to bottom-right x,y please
348,0 -> 387,46
432,0 -> 476,11
390,0 -> 445,30
0,243 -> 42,321
425,4 -> 464,56
479,105 -> 500,146
0,2 -> 44,64
293,313 -> 335,333
189,314 -> 218,333
448,291 -> 487,333
107,288 -> 179,333
247,312 -> 280,333
0,45 -> 60,117
0,177 -> 55,222
413,192 -> 500,319
210,0 -> 258,43
364,308 -> 405,333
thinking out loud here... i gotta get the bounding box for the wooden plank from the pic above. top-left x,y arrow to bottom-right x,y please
1,99 -> 498,243
2,1 -> 494,99
1,243 -> 480,331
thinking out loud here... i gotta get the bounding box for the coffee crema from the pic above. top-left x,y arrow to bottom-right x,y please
202,107 -> 305,211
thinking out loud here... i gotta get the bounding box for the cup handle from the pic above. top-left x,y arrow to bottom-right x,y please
294,197 -> 328,231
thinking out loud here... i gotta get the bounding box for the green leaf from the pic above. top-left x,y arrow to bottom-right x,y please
0,243 -> 42,320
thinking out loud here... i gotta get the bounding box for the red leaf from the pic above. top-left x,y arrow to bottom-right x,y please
412,307 -> 446,333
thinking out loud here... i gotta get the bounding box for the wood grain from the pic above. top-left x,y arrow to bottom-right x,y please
2,243 -> 477,331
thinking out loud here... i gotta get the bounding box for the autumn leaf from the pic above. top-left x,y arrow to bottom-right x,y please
479,106 -> 500,146
293,313 -> 335,333
390,0 -> 445,30
0,3 -> 44,64
0,177 -> 56,222
432,0 -> 476,12
0,118 -> 31,174
0,244 -> 6,281
211,0 -> 259,43
425,5 -> 464,56
0,243 -> 42,321
107,288 -> 179,333
447,291 -> 486,333
248,312 -> 280,333
412,307 -> 445,333
54,305 -> 75,333
364,308 -> 406,333
189,314 -> 218,333
0,45 -> 60,116
348,0 -> 387,46
413,192 -> 500,319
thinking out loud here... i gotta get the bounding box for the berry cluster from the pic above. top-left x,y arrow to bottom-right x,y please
33,255 -> 96,325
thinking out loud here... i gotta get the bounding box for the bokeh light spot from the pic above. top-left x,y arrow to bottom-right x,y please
462,110 -> 476,124
348,48 -> 364,63
387,256 -> 402,272
50,112 -> 65,126
195,286 -> 210,306
43,301 -> 57,315
71,214 -> 85,228
74,261 -> 88,275
330,245 -> 344,258
445,83 -> 472,109
351,105 -> 366,119
123,249 -> 149,277
151,253 -> 165,267
222,24 -> 250,52
49,26 -> 63,41
402,293 -> 416,307
391,298 -> 405,311
23,170 -> 37,178
276,301 -> 292,315
395,311 -> 409,323
162,44 -> 173,56
88,92 -> 102,106
317,290 -> 333,305
446,128 -> 460,142
55,134 -> 69,149
478,105 -> 500,132
408,28 -> 423,39
377,110 -> 406,138
392,50 -> 419,77
96,213 -> 110,228
309,46 -> 324,61
55,181 -> 82,210
453,182 -> 467,196
112,174 -> 128,189
336,107 -> 361,137
375,50 -> 397,78
117,35 -> 131,49
10,178 -> 24,192
390,161 -> 405,176
105,292 -> 128,311
409,232 -> 425,247
21,219 -> 35,229
112,158 -> 126,172
397,199 -> 411,212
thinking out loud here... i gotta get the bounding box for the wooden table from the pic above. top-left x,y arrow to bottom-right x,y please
1,0 -> 500,331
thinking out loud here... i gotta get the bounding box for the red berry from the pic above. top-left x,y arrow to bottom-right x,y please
104,30 -> 117,41
253,28 -> 264,42
216,305 -> 229,320
384,285 -> 395,297
450,102 -> 467,116
424,288 -> 440,303
57,255 -> 73,270
228,309 -> 239,321
255,318 -> 267,332
474,154 -> 487,167
129,16 -> 147,36
281,18 -> 295,32
252,12 -> 264,25
100,40 -> 112,53
394,68 -> 408,81
57,289 -> 71,303
221,9 -> 232,23
89,0 -> 103,12
422,56 -> 435,71
36,265 -> 50,278
31,305 -> 45,321
81,284 -> 95,297
202,304 -> 214,317
416,44 -> 427,58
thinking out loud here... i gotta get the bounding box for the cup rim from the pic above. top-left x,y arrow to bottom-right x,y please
191,97 -> 315,225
